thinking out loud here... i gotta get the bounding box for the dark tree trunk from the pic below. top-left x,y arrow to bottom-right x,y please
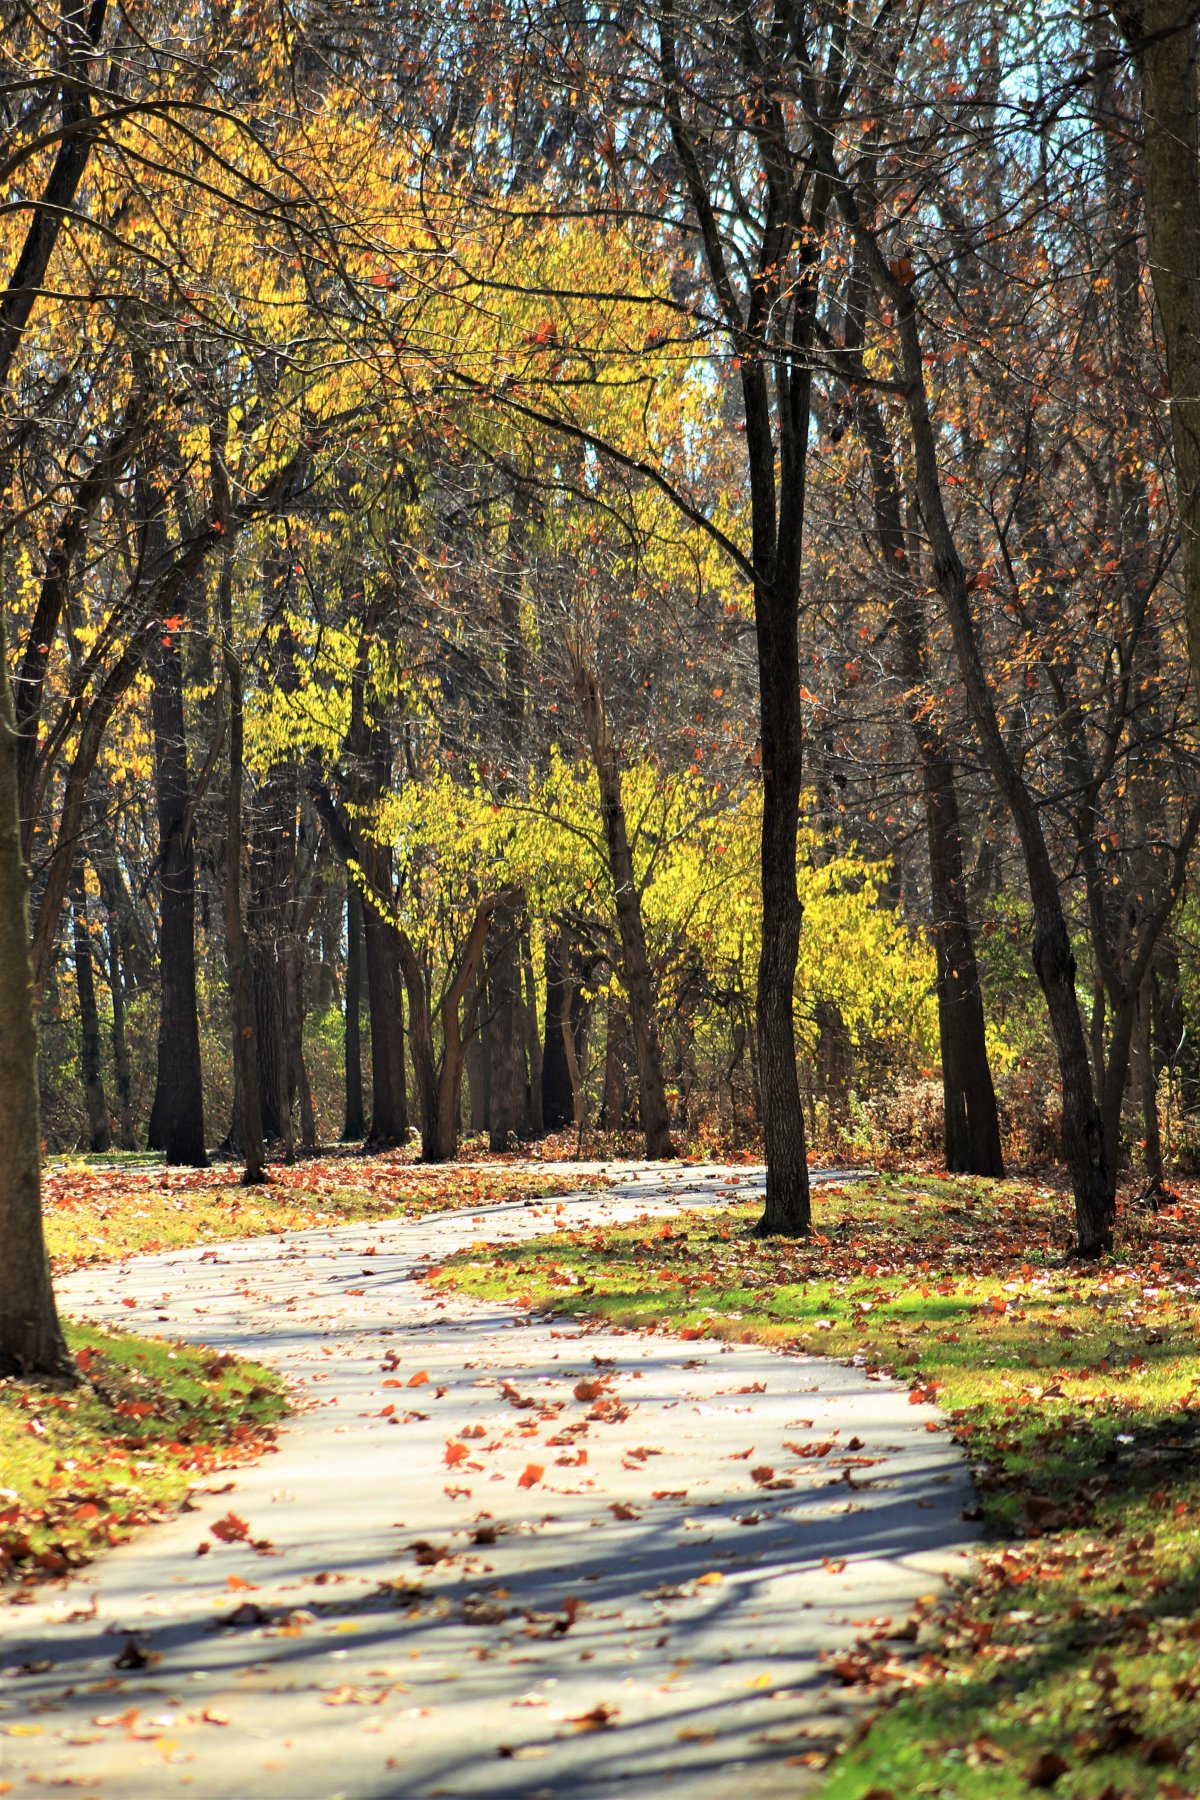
342,887 -> 366,1141
71,869 -> 111,1152
1100,995 -> 1136,1202
1135,975 -> 1165,1198
218,535 -> 266,1185
283,930 -> 316,1151
571,653 -> 674,1159
487,902 -> 523,1150
0,620 -> 72,1377
363,895 -> 408,1145
925,752 -> 1004,1176
835,198 -> 1113,1254
252,941 -> 291,1155
845,270 -> 1003,1178
146,618 -> 207,1167
541,933 -> 574,1128
601,991 -> 627,1129
465,964 -> 488,1133
521,928 -> 544,1136
105,916 -> 135,1150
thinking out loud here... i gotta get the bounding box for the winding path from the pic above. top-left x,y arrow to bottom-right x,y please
1,1165 -> 977,1799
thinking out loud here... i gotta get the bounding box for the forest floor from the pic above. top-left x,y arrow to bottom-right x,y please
0,1165 -> 973,1799
438,1169 -> 1200,1799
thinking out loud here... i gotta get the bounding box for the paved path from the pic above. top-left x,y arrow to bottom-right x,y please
1,1165 -> 977,1799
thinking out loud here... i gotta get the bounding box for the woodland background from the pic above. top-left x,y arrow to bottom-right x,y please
5,0 -> 1200,1305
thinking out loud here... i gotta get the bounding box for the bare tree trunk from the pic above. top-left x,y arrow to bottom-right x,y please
465,964 -> 488,1133
145,611 -> 207,1168
220,583 -> 266,1185
363,896 -> 408,1145
0,622 -> 72,1377
521,929 -> 544,1136
71,868 -> 111,1152
571,652 -> 674,1159
1115,0 -> 1200,712
487,905 -> 522,1150
601,990 -> 627,1129
833,192 -> 1112,1254
105,916 -> 135,1150
541,933 -> 574,1128
342,887 -> 366,1141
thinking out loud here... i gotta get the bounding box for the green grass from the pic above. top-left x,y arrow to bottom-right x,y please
434,1173 -> 1200,1798
1,1322 -> 287,1584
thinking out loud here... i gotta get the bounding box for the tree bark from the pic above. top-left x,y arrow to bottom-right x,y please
844,255 -> 1003,1177
0,619 -> 72,1377
221,618 -> 265,1181
1115,0 -> 1200,712
363,896 -> 409,1145
521,928 -> 544,1136
571,652 -> 674,1159
145,612 -> 207,1168
342,887 -> 366,1141
541,932 -> 575,1128
601,991 -> 628,1129
105,914 -> 135,1150
486,907 -> 523,1149
1135,974 -> 1166,1198
71,868 -> 111,1153
830,181 -> 1112,1254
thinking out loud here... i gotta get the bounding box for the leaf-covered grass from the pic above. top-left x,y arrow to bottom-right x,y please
43,1156 -> 596,1273
1,1323 -> 287,1590
434,1172 -> 1200,1799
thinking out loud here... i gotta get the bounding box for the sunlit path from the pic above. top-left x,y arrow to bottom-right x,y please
2,1167 -> 977,1799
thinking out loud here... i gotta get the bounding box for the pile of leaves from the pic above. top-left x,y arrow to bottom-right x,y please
1,1324 -> 287,1593
435,1172 -> 1200,1799
42,1156 -> 596,1273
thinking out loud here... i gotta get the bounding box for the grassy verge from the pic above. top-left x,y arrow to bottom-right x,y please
1,1322 -> 286,1592
44,1156 -> 596,1272
433,1172 -> 1200,1799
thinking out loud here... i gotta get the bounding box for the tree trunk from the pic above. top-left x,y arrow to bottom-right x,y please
752,583 -> 811,1234
571,654 -> 674,1159
220,582 -> 266,1185
0,622 -> 72,1378
465,963 -> 488,1133
253,942 -> 291,1154
283,930 -> 316,1151
1100,994 -> 1136,1202
145,621 -> 207,1167
521,929 -> 544,1136
487,900 -> 522,1150
363,897 -> 408,1145
541,933 -> 574,1128
71,869 -> 111,1152
106,916 -> 135,1150
925,752 -> 1004,1176
342,887 -> 366,1141
1116,0 -> 1200,713
1135,974 -> 1166,1198
847,292 -> 1002,1178
843,212 -> 1112,1254
601,991 -> 627,1129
